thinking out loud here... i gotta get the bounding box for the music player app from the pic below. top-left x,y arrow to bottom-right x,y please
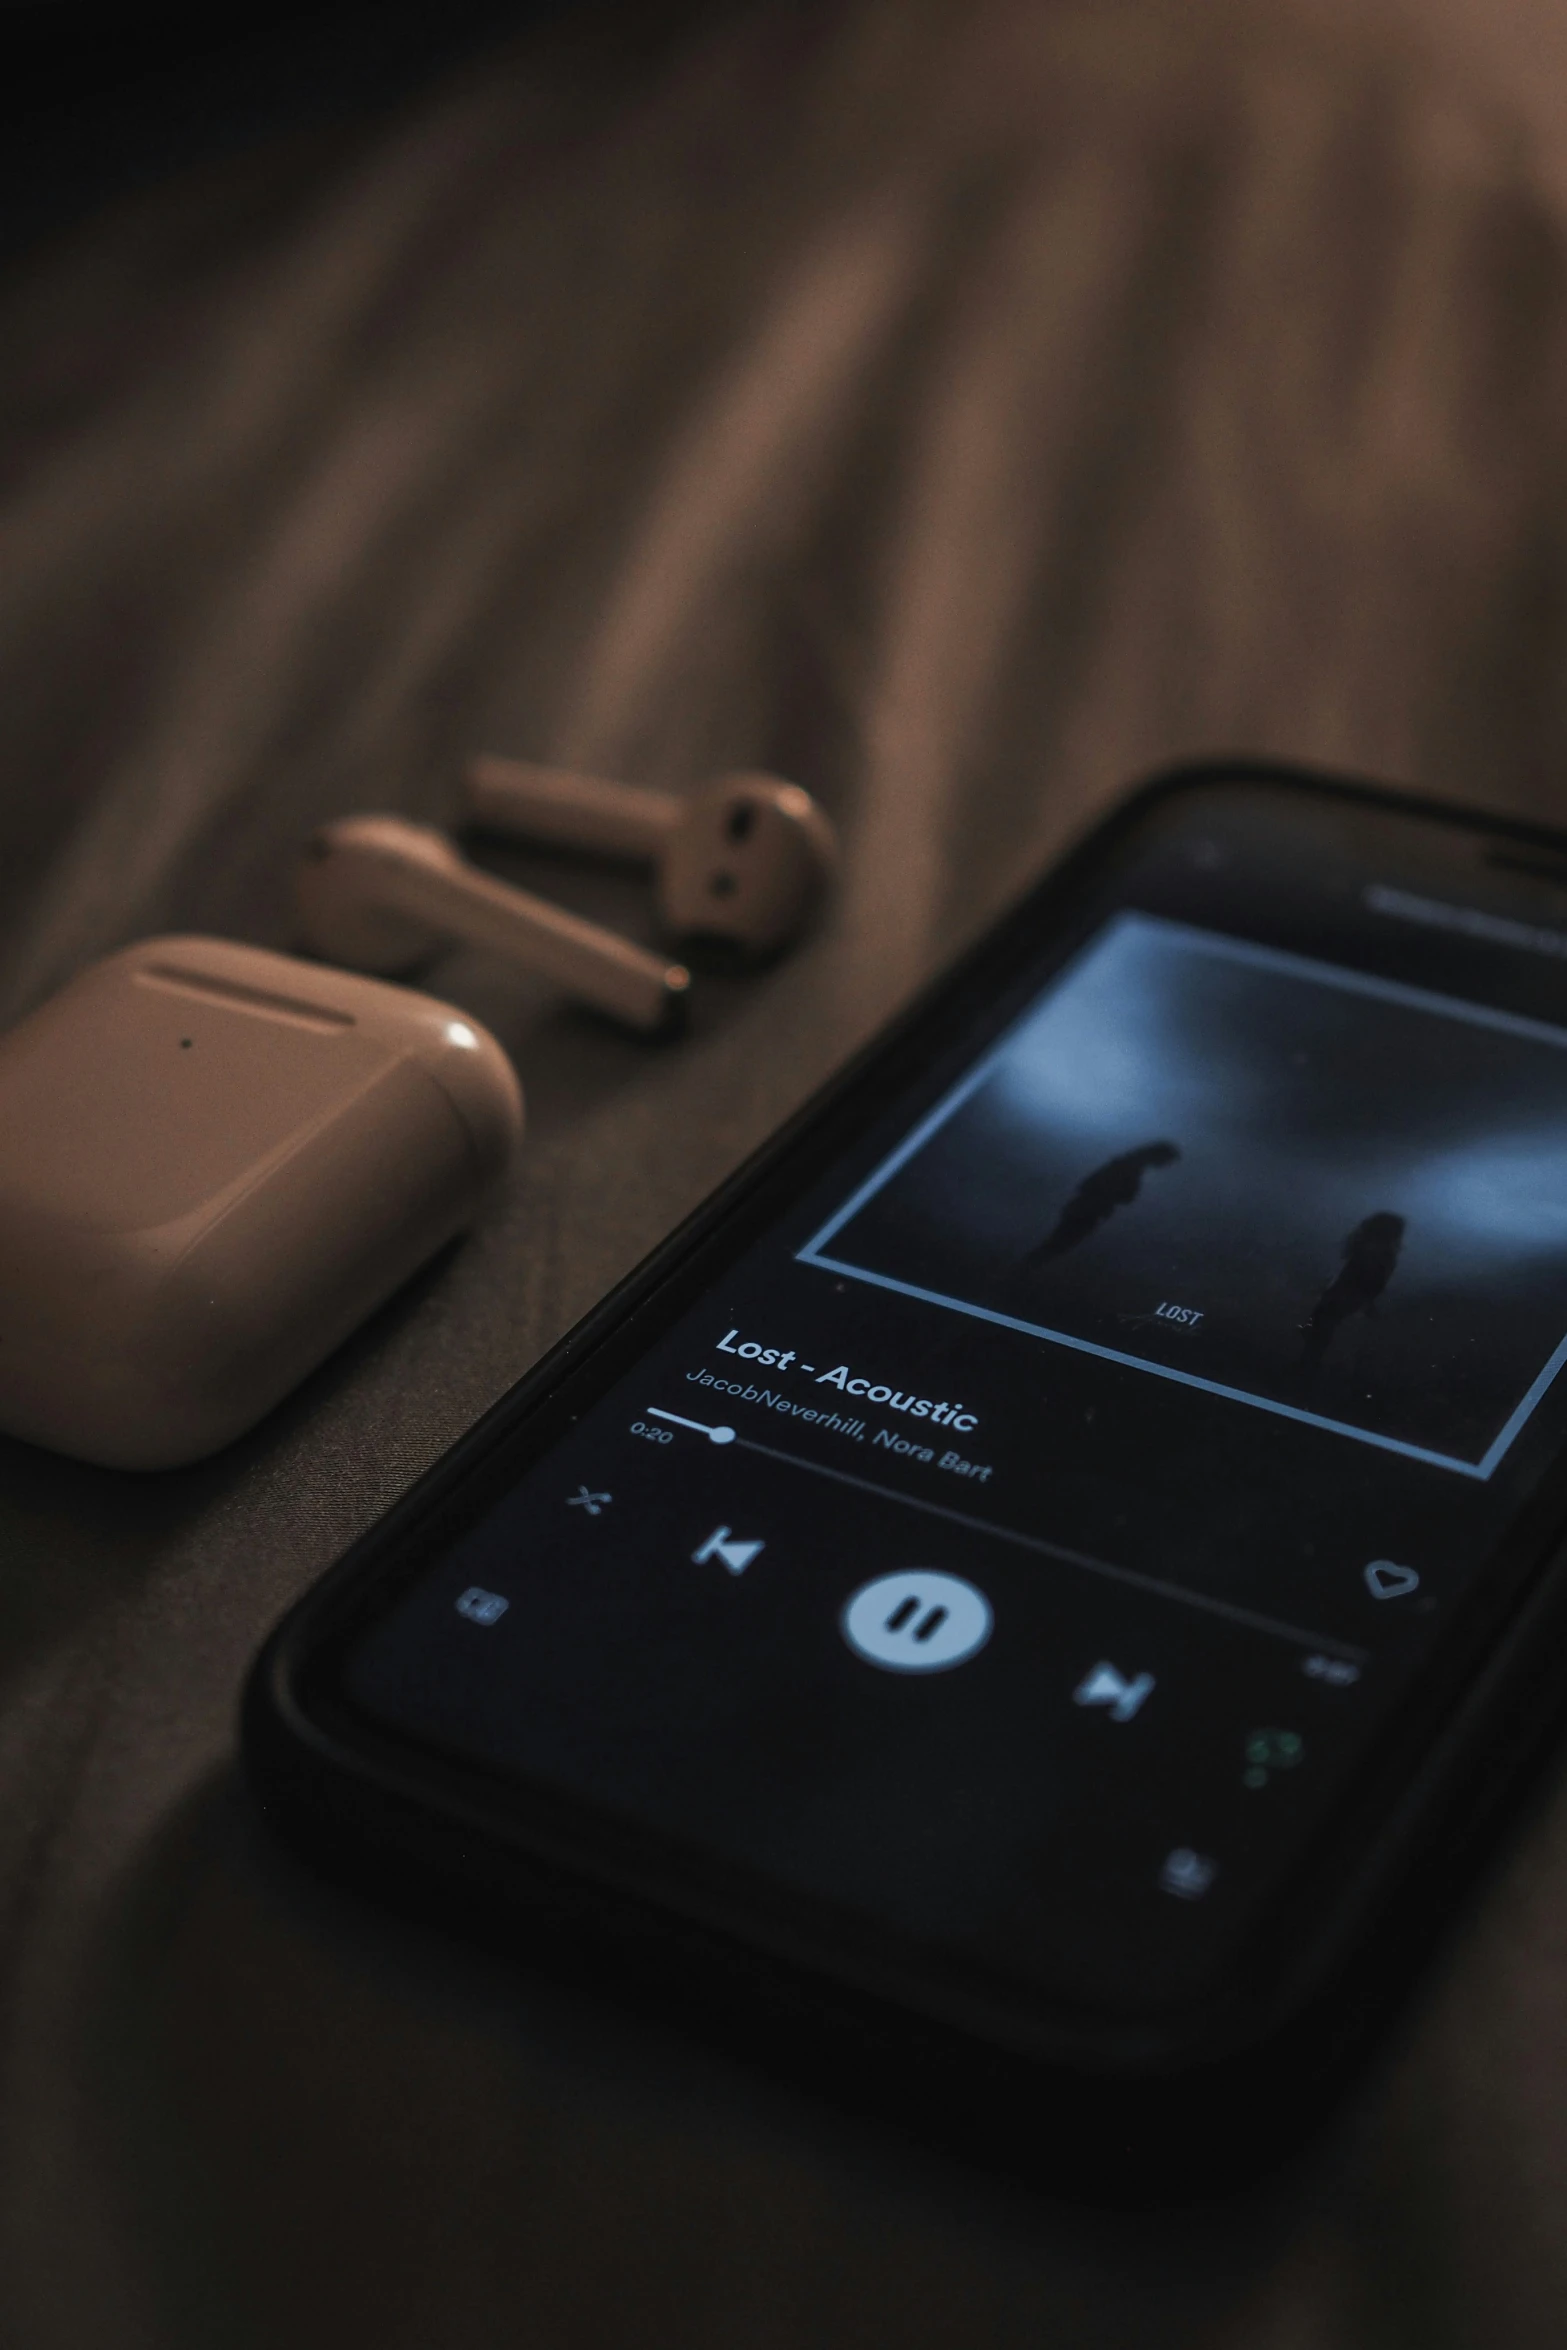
342,797 -> 1567,2013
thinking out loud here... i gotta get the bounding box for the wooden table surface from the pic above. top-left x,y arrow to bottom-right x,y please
6,3 -> 1567,2342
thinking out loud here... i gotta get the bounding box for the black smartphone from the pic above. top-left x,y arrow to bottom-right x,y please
245,761 -> 1567,2186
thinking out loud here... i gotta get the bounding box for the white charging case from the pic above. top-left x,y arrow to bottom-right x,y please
0,936 -> 522,1470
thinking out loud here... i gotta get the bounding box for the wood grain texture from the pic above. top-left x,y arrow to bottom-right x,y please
5,3 -> 1567,2343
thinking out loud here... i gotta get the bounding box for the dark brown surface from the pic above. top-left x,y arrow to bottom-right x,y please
7,2 -> 1567,2341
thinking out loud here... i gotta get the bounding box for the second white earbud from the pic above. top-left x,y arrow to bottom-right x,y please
464,757 -> 838,956
295,816 -> 690,1033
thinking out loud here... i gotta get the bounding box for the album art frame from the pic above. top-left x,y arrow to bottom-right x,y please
800,911 -> 1567,1480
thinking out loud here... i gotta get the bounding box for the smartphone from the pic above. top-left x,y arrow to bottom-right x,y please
245,760 -> 1567,2186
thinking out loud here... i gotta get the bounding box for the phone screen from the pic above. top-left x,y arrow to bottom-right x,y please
332,780 -> 1567,2018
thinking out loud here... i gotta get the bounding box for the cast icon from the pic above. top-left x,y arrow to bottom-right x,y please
455,1587 -> 509,1626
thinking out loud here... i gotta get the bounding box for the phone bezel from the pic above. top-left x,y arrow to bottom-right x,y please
244,758 -> 1567,2099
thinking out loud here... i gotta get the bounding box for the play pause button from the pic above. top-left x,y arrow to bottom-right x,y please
840,1571 -> 993,1673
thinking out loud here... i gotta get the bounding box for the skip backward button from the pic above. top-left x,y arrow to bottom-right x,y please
694,1524 -> 765,1576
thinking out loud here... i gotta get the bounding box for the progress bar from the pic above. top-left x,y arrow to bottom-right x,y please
729,1432 -> 1368,1664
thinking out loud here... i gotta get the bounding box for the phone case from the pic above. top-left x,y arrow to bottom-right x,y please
242,764 -> 1567,2192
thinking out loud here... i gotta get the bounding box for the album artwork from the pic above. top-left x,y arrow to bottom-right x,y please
799,913 -> 1567,1474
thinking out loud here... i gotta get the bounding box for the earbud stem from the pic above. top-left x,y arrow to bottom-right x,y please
374,853 -> 687,1033
466,756 -> 679,861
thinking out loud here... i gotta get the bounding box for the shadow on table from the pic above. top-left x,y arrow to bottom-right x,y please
72,1765 -> 1356,2350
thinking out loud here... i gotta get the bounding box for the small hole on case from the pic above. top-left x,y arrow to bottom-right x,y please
709,871 -> 738,897
725,804 -> 756,843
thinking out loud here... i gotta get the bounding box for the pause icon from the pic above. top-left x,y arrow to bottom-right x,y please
840,1571 -> 993,1674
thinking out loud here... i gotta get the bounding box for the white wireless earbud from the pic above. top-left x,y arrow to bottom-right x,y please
464,756 -> 838,957
295,815 -> 690,1033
